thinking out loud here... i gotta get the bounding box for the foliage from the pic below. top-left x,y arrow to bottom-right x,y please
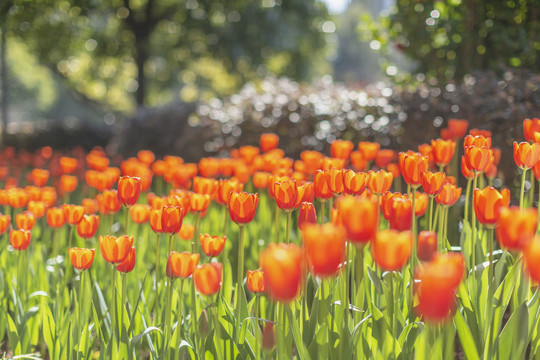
360,0 -> 540,82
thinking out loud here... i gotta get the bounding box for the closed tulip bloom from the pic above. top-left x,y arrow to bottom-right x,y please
350,150 -> 367,172
447,119 -> 469,139
46,207 -> 65,228
337,196 -> 378,243
496,207 -> 537,251
273,180 -> 299,211
381,192 -> 406,220
194,262 -> 223,295
485,163 -> 498,180
137,149 -> 155,164
10,229 -> 31,250
303,223 -> 346,277
252,172 -> 270,189
416,253 -> 465,322
190,193 -> 211,213
435,184 -> 462,207
117,246 -> 136,273
399,152 -> 428,187
431,139 -> 456,167
298,202 -> 317,230
16,211 -> 35,230
149,209 -> 163,233
64,204 -> 85,225
464,134 -> 491,148
102,190 -> 122,213
376,149 -> 395,169
324,168 -> 344,195
60,156 -> 78,174
130,204 -> 151,224
0,214 -> 11,234
389,198 -> 413,231
421,171 -> 446,197
246,270 -> 266,293
260,243 -> 303,302
117,176 -> 142,206
31,169 -> 50,187
193,177 -> 219,195
77,215 -> 100,238
178,224 -> 195,240
418,231 -> 438,262
80,198 -> 97,215
411,192 -> 429,217
331,140 -> 354,160
166,251 -> 200,278
534,161 -> 540,180
523,118 -> 540,142
473,187 -> 511,227
60,175 -> 78,193
199,234 -> 226,257
260,133 -> 279,153
216,179 -> 244,205
418,143 -> 434,166
68,248 -> 95,270
8,188 -> 29,208
27,201 -> 46,218
461,156 -> 475,180
228,192 -> 259,224
99,235 -> 134,264
524,236 -> 540,284
161,206 -> 184,234
313,170 -> 333,200
343,170 -> 369,195
358,141 -> 380,162
464,146 -> 492,174
367,170 -> 393,195
514,142 -> 540,170
371,229 -> 413,271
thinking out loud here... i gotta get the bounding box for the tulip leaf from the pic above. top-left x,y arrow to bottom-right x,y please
454,311 -> 480,360
497,302 -> 528,360
285,303 -> 311,360
7,313 -> 21,355
42,304 -> 56,359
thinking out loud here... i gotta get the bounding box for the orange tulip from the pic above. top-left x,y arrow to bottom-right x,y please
514,141 -> 540,170
0,214 -> 11,234
60,175 -> 78,193
27,200 -> 46,218
137,149 -> 156,165
381,192 -> 406,220
399,152 -> 428,187
199,234 -> 226,257
418,143 -> 434,166
117,176 -> 142,206
130,204 -> 150,224
342,170 -> 369,195
324,168 -> 344,195
464,146 -> 492,174
313,170 -> 333,200
415,253 -> 465,322
46,207 -> 65,228
435,184 -> 462,207
417,231 -> 437,262
524,118 -> 540,142
102,190 -> 122,213
16,211 -> 35,230
331,140 -> 354,160
77,215 -> 100,238
193,262 -> 223,295
350,150 -> 367,172
10,229 -> 31,250
337,196 -> 378,243
411,192 -> 429,217
80,198 -> 98,215
431,139 -> 456,167
252,172 -> 270,189
260,133 -> 279,153
161,206 -> 184,234
228,192 -> 259,225
178,224 -> 195,240
246,270 -> 265,293
192,177 -> 218,196
464,134 -> 491,148
358,141 -> 380,162
260,243 -> 303,302
302,223 -> 346,277
473,186 -> 511,227
371,229 -> 413,271
447,119 -> 469,139
298,202 -> 317,230
216,179 -> 244,205
149,209 -> 163,233
534,160 -> 540,180
117,246 -> 136,273
189,193 -> 211,213
496,206 -> 537,251
166,251 -> 200,278
60,156 -> 78,174
421,171 -> 446,197
99,235 -> 134,264
485,163 -> 497,180
68,248 -> 95,270
31,169 -> 50,187
461,156 -> 475,180
389,198 -> 413,231
8,188 -> 29,208
63,204 -> 85,225
376,149 -> 395,169
273,180 -> 299,211
367,170 -> 393,195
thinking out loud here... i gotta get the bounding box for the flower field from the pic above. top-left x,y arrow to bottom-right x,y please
2,118 -> 540,359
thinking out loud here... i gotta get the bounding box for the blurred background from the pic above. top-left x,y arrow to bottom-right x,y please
0,0 -> 539,170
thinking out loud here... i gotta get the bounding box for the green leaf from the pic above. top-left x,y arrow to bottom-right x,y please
130,326 -> 162,345
454,311 -> 480,360
7,313 -> 21,355
285,303 -> 311,360
42,304 -> 56,359
497,302 -> 528,360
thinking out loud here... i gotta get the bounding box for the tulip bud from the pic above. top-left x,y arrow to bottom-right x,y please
198,309 -> 210,338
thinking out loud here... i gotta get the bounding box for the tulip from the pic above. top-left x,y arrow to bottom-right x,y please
464,146 -> 492,174
313,170 -> 332,201
371,229 -> 413,271
389,198 -> 413,231
431,139 -> 456,168
417,231 -> 437,262
161,206 -> 184,234
64,204 -> 85,225
216,179 -> 244,205
298,202 -> 317,230
399,152 -> 428,188
60,156 -> 78,174
447,119 -> 469,139
166,251 -> 200,279
523,118 -> 540,142
116,246 -> 136,273
367,170 -> 393,195
358,141 -> 380,163
273,179 -> 299,211
192,177 -> 219,195
99,235 -> 134,264
137,149 -> 155,164
10,229 -> 31,250
343,170 -> 369,195
496,207 -> 537,251
117,176 -> 142,207
302,223 -> 346,277
252,172 -> 270,189
149,209 -> 163,233
464,134 -> 491,148
473,186 -> 510,228
194,262 -> 223,296
260,243 -> 303,302
77,215 -> 100,239
260,133 -> 279,153
27,200 -> 46,218
415,253 -> 465,322
199,234 -> 226,257
69,248 -> 95,271
246,270 -> 266,293
0,214 -> 10,234
411,191 -> 428,217
31,169 -> 50,187
324,168 -> 344,195
82,198 -> 99,215
7,188 -> 28,209
129,204 -> 150,224
228,192 -> 259,225
179,224 -> 195,240
189,193 -> 211,213
331,140 -> 354,159
350,150 -> 367,172
60,175 -> 78,194
376,149 -> 395,169
338,195 -> 378,243
421,171 -> 446,197
16,211 -> 35,231
435,183 -> 462,207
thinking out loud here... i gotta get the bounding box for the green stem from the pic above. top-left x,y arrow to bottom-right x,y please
464,178 -> 472,225
236,225 -> 246,325
155,233 -> 161,289
411,187 -> 417,267
176,279 -> 185,348
530,170 -> 535,207
125,208 -> 129,235
109,266 -> 117,358
437,205 -> 444,252
274,202 -> 279,243
192,213 -> 201,254
389,272 -> 396,359
487,228 -> 495,360
520,169 -> 528,209
428,196 -> 434,231
538,181 -> 540,232
471,174 -> 478,269
76,270 -> 84,360
164,276 -> 174,354
319,200 -> 326,224
168,234 -> 173,256
254,294 -> 261,360
355,245 -> 364,322
222,206 -> 229,235
120,273 -> 127,344
213,295 -> 223,360
68,225 -> 74,249
443,206 -> 449,252
285,211 -> 292,244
